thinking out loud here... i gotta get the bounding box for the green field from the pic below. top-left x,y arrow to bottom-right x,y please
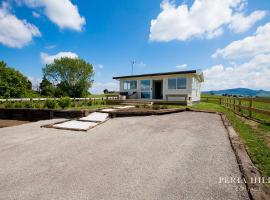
201,94 -> 270,123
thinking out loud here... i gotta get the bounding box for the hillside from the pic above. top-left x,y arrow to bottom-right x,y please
202,88 -> 270,97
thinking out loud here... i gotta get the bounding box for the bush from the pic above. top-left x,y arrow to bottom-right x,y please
34,101 -> 43,109
152,105 -> 161,110
160,105 -> 168,109
44,99 -> 57,109
58,97 -> 71,109
22,101 -> 32,108
87,100 -> 92,106
14,102 -> 23,108
4,101 -> 14,108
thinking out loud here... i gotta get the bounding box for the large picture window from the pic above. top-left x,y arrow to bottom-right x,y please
168,77 -> 187,89
123,80 -> 137,90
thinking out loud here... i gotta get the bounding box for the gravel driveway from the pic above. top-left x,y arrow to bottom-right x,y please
0,112 -> 249,200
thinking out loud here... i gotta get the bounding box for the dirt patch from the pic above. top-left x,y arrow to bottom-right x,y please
0,119 -> 30,128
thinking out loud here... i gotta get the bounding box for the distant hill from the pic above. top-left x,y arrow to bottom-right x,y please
202,88 -> 270,97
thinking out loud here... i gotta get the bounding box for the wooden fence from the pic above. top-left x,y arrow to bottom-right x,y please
201,96 -> 270,124
0,95 -> 119,102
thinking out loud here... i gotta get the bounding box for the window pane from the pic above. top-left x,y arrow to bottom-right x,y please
141,80 -> 150,91
141,92 -> 150,99
124,81 -> 130,90
130,80 -> 137,89
168,78 -> 176,89
177,78 -> 186,89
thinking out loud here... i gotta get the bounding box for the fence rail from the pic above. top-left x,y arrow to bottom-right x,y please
201,96 -> 270,124
0,95 -> 119,102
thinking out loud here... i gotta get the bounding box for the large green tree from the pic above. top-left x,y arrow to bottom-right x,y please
39,77 -> 54,97
0,61 -> 31,98
42,57 -> 94,97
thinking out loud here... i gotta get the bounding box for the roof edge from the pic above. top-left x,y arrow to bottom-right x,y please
113,70 -> 198,80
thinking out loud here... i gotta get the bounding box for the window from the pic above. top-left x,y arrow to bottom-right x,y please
168,77 -> 186,89
177,78 -> 186,89
140,80 -> 151,99
168,78 -> 176,89
123,80 -> 137,90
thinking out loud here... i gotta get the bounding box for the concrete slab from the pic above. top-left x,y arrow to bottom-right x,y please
115,106 -> 135,109
101,108 -> 117,112
79,112 -> 109,122
53,120 -> 98,130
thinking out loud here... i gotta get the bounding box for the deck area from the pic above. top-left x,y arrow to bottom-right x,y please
106,99 -> 190,106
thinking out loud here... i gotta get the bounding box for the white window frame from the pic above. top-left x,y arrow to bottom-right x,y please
123,80 -> 137,90
168,77 -> 187,90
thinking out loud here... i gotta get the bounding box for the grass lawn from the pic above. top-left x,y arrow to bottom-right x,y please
201,94 -> 270,123
192,102 -> 270,181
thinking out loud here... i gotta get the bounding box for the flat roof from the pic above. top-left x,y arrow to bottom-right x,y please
113,70 -> 198,79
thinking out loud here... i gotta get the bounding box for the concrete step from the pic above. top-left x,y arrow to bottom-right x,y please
79,112 -> 109,122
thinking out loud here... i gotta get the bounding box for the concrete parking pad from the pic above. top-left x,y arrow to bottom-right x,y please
0,112 -> 249,200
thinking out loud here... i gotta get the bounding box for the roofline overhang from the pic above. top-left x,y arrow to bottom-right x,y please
113,70 -> 200,80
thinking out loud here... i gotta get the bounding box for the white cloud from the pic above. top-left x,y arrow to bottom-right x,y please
44,44 -> 56,49
90,82 -> 118,94
176,64 -> 187,69
212,22 -> 270,59
0,3 -> 41,48
21,0 -> 85,31
40,51 -> 78,64
203,53 -> 270,91
94,64 -> 104,69
32,11 -> 40,18
229,10 -> 266,33
149,0 -> 266,42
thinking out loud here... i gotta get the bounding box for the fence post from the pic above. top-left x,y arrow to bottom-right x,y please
206,97 -> 208,102
248,98 -> 252,118
219,98 -> 221,105
233,98 -> 236,111
238,99 -> 241,114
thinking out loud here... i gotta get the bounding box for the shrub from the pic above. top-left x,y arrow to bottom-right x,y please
58,97 -> 71,109
23,101 -> 32,108
4,101 -> 14,108
44,99 -> 57,109
14,102 -> 23,108
160,105 -> 168,109
34,101 -> 43,109
87,100 -> 92,106
152,105 -> 161,110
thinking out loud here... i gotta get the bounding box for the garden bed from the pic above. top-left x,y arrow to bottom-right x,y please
0,108 -> 95,121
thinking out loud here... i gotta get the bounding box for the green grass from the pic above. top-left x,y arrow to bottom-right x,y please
201,94 -> 270,123
192,102 -> 270,179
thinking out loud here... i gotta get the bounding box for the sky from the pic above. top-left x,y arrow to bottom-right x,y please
0,0 -> 270,93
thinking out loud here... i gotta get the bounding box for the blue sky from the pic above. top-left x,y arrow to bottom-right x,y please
0,0 -> 270,93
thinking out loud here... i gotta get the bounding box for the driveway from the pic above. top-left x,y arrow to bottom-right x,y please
0,112 -> 249,200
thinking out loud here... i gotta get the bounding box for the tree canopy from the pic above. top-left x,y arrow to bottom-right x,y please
42,57 -> 94,97
0,61 -> 31,98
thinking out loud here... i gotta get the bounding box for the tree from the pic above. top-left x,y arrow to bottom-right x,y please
0,61 -> 31,98
43,57 -> 94,97
39,77 -> 54,96
103,89 -> 109,94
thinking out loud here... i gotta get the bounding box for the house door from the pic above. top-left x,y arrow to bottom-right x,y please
153,80 -> 163,99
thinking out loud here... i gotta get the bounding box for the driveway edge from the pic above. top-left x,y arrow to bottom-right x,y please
220,113 -> 270,200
